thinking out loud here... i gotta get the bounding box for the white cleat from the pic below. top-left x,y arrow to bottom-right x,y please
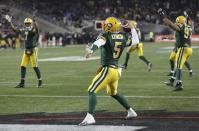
126,108 -> 137,119
79,113 -> 96,126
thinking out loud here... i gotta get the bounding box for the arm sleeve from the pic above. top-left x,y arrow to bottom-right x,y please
91,38 -> 106,52
131,28 -> 139,45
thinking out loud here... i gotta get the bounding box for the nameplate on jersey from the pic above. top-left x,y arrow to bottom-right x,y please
111,34 -> 123,39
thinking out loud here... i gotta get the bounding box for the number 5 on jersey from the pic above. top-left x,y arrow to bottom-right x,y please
114,42 -> 122,59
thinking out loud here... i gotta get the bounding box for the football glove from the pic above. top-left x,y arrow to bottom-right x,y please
4,14 -> 12,23
183,11 -> 189,19
85,43 -> 93,58
157,8 -> 166,18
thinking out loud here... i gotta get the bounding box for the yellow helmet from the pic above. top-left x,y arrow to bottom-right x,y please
24,18 -> 33,25
24,18 -> 33,30
175,16 -> 186,26
102,17 -> 121,33
130,20 -> 137,28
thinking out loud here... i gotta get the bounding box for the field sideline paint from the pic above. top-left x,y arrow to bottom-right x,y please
0,95 -> 199,99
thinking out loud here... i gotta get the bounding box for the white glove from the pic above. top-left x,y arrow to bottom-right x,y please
183,11 -> 189,18
85,45 -> 93,58
5,15 -> 12,22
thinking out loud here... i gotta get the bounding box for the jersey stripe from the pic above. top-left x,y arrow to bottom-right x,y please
88,68 -> 105,92
89,67 -> 108,92
177,47 -> 184,68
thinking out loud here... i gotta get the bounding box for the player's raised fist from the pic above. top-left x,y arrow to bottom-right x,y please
4,14 -> 12,22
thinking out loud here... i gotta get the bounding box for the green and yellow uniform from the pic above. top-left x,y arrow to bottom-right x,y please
88,32 -> 130,96
80,17 -> 137,125
175,25 -> 192,70
20,28 -> 39,68
10,17 -> 42,88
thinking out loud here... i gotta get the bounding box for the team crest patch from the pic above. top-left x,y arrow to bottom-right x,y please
39,56 -> 100,62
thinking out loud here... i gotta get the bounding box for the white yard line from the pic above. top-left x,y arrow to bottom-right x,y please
0,95 -> 198,99
0,124 -> 146,131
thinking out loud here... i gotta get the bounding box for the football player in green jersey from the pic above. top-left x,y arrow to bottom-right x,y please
5,15 -> 42,88
168,13 -> 193,77
158,9 -> 193,91
122,20 -> 152,72
79,17 -> 137,126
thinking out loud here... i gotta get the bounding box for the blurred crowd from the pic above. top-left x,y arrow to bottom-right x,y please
5,0 -> 199,28
1,0 -> 199,49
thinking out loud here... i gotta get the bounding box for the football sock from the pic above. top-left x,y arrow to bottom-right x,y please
33,67 -> 41,79
124,53 -> 130,66
21,66 -> 26,84
112,93 -> 130,110
175,68 -> 182,81
139,56 -> 149,65
88,92 -> 96,114
169,60 -> 175,71
184,61 -> 192,71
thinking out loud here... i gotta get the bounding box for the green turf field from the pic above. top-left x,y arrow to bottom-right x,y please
0,43 -> 199,115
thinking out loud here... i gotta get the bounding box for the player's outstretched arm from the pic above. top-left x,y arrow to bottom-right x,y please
32,16 -> 39,32
163,18 -> 180,32
157,8 -> 180,32
85,38 -> 106,58
4,15 -> 20,32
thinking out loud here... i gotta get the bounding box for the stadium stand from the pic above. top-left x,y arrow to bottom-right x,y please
0,0 -> 199,47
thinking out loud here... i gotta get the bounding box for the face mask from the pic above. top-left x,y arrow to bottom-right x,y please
25,26 -> 33,31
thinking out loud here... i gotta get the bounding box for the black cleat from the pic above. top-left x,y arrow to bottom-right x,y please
15,83 -> 25,88
147,62 -> 152,72
37,80 -> 43,88
167,72 -> 174,76
189,71 -> 193,77
164,78 -> 174,87
174,82 -> 183,91
121,64 -> 128,69
164,81 -> 173,87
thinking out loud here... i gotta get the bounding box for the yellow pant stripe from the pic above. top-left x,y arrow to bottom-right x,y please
89,67 -> 108,92
177,47 -> 184,68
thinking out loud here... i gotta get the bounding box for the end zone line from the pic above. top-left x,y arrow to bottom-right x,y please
20,116 -> 199,121
0,95 -> 199,99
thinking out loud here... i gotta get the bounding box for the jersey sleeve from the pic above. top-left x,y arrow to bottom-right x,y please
96,32 -> 107,41
136,28 -> 141,39
131,28 -> 139,45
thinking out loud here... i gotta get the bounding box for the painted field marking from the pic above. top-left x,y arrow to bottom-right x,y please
0,124 -> 146,131
0,95 -> 199,99
39,56 -> 100,62
157,46 -> 199,53
20,116 -> 199,121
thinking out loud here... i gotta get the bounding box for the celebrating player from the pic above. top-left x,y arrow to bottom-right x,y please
79,17 -> 137,126
158,9 -> 193,91
5,15 -> 42,88
122,20 -> 152,71
167,15 -> 193,77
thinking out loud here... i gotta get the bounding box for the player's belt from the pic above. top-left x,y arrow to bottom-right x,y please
109,65 -> 118,69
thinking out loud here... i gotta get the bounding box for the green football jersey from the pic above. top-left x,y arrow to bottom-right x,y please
20,28 -> 39,49
97,32 -> 130,67
175,25 -> 192,47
